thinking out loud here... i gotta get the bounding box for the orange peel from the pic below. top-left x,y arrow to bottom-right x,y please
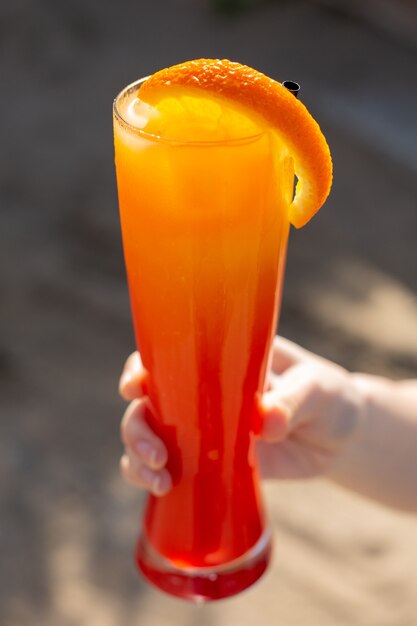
138,59 -> 332,228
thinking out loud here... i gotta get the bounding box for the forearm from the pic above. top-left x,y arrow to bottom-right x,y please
328,374 -> 417,512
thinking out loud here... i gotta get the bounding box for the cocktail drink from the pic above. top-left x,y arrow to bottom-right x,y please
113,60 -> 332,602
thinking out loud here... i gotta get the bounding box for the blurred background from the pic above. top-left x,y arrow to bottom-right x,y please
1,0 -> 417,624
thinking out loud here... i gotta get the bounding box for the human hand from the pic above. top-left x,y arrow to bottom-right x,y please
119,352 -> 172,497
119,337 -> 364,495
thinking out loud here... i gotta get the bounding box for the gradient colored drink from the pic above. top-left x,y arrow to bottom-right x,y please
113,79 -> 293,600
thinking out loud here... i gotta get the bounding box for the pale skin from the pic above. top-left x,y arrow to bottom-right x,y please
120,336 -> 417,512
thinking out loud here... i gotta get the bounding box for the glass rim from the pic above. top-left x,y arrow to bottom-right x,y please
113,77 -> 266,146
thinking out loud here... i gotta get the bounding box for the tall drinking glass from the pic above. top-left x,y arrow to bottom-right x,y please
113,79 -> 293,601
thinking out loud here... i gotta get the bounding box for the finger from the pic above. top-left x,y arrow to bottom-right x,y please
120,399 -> 168,469
259,363 -> 319,442
120,453 -> 172,496
119,352 -> 149,400
270,335 -> 315,374
258,387 -> 289,443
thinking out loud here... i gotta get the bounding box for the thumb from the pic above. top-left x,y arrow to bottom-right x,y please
259,363 -> 317,442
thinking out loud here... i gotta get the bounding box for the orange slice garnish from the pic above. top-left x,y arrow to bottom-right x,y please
138,59 -> 332,228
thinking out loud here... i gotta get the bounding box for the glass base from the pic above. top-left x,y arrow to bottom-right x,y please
135,526 -> 272,602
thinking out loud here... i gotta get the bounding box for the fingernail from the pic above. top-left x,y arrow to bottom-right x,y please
262,393 -> 277,412
141,466 -> 163,495
152,474 -> 163,495
152,472 -> 170,496
119,371 -> 132,390
137,441 -> 159,467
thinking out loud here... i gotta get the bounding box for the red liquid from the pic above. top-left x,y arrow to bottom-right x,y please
136,531 -> 272,601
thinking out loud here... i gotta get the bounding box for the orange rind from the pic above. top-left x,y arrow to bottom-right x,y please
138,59 -> 332,228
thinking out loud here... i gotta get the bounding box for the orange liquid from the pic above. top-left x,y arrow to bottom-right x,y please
114,87 -> 292,569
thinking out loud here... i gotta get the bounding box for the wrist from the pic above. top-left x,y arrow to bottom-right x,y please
326,372 -> 417,511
